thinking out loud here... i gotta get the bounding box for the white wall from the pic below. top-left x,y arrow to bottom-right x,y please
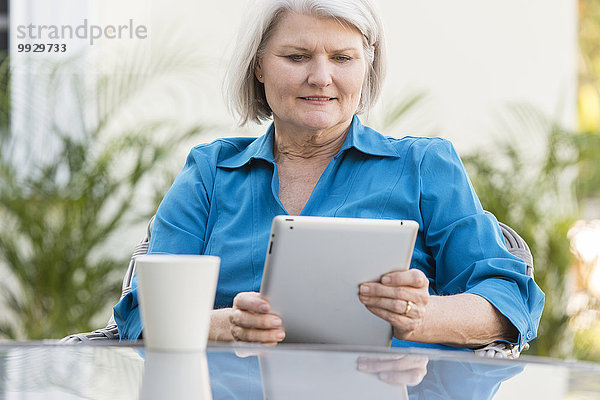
378,0 -> 578,151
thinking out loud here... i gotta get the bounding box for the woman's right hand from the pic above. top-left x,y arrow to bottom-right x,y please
229,292 -> 286,344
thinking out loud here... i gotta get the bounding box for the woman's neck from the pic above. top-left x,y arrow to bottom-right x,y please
273,123 -> 350,164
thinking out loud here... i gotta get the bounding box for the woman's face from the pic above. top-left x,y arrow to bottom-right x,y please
256,13 -> 367,137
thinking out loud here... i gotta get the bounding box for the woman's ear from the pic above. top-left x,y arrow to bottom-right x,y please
255,62 -> 264,83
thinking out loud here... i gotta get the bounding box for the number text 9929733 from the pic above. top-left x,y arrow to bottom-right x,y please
17,43 -> 67,53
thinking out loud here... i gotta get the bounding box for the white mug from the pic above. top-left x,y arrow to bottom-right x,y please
136,254 -> 220,351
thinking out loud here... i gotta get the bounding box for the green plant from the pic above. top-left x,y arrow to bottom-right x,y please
0,52 -> 205,340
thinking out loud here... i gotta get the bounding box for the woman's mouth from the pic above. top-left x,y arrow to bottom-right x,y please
299,96 -> 335,104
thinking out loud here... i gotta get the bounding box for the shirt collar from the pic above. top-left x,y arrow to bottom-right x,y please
217,115 -> 399,169
339,115 -> 401,158
217,123 -> 276,168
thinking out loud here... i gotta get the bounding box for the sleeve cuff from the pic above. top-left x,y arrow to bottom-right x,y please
467,277 -> 544,350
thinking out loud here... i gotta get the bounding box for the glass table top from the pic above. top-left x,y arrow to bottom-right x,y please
0,341 -> 599,399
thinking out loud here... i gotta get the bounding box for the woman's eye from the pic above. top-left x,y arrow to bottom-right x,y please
334,56 -> 351,63
287,55 -> 305,62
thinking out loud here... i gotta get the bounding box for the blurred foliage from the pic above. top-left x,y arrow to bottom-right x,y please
0,51 -> 206,340
571,130 -> 600,201
578,0 -> 600,203
463,105 -> 600,360
463,106 -> 575,358
573,319 -> 600,362
573,0 -> 600,362
378,92 -> 430,132
579,0 -> 600,132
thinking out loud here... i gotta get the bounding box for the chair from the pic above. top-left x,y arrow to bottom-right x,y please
61,213 -> 534,359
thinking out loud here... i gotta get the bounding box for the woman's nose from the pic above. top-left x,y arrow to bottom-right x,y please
307,58 -> 332,88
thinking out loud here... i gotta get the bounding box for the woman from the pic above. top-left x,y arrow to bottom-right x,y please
114,0 -> 544,350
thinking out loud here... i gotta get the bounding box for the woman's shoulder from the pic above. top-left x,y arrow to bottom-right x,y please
190,136 -> 258,155
185,136 -> 261,169
380,134 -> 457,160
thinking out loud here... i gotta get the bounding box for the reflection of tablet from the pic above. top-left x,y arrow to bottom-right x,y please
259,350 -> 410,400
260,216 -> 418,346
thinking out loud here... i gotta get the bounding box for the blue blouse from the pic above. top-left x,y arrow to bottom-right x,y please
114,115 -> 544,349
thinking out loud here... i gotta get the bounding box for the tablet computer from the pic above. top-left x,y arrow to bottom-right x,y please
260,216 -> 418,346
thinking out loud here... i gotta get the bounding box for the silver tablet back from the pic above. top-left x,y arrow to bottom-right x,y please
260,216 -> 418,346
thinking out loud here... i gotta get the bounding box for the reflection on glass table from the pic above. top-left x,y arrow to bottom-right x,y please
0,342 -> 599,399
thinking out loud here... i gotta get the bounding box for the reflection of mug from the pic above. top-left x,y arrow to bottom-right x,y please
136,254 -> 220,351
139,351 -> 212,400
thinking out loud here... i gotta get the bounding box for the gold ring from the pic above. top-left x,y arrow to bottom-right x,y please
405,300 -> 413,315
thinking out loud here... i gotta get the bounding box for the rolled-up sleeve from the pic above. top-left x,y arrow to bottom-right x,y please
419,138 -> 545,349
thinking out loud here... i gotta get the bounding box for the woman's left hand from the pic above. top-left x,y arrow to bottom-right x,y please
359,269 -> 430,341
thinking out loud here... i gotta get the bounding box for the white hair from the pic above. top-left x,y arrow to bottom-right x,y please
224,0 -> 387,126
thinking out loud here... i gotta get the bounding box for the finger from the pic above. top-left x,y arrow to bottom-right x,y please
365,305 -> 420,335
359,296 -> 418,317
231,325 -> 285,343
380,269 -> 429,288
233,292 -> 271,313
359,283 -> 425,304
230,309 -> 282,329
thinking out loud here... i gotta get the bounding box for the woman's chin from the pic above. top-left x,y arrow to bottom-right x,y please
294,114 -> 349,133
273,111 -> 352,135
